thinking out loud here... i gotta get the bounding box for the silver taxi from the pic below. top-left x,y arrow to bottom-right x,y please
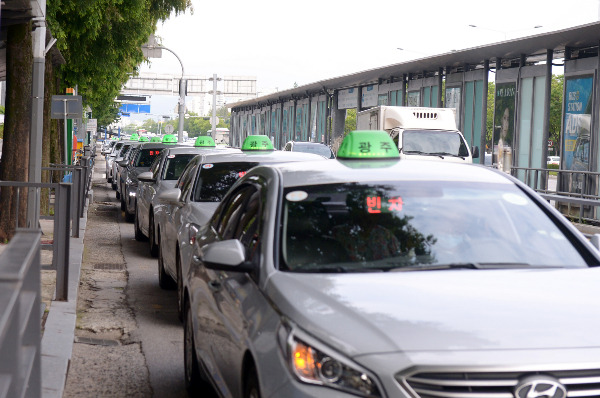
135,140 -> 234,255
156,135 -> 327,319
183,130 -> 600,398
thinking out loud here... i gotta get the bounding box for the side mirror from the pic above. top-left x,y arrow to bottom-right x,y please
157,188 -> 182,205
117,160 -> 129,167
197,239 -> 255,272
471,146 -> 480,159
138,171 -> 155,183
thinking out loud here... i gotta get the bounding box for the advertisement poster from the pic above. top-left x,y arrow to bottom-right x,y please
563,76 -> 593,174
445,86 -> 461,128
493,82 -> 516,172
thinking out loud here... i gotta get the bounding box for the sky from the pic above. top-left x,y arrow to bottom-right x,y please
129,0 -> 600,121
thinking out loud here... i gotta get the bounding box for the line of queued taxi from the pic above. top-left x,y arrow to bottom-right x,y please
154,135 -> 327,319
135,136 -> 234,254
179,131 -> 600,398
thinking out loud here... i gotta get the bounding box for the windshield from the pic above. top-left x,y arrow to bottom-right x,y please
162,154 -> 196,180
280,181 -> 587,272
402,130 -> 469,157
134,148 -> 163,167
293,143 -> 334,158
193,162 -> 259,202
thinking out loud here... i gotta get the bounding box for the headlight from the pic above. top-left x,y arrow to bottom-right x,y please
278,323 -> 382,397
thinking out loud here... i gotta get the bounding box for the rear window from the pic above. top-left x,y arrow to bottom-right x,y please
193,162 -> 258,202
162,154 -> 196,180
135,148 -> 162,167
293,143 -> 333,158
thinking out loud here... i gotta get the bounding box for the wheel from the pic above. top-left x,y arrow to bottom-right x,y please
158,238 -> 176,290
177,251 -> 184,322
244,365 -> 261,398
120,197 -> 126,211
149,213 -> 158,257
116,190 -> 120,200
134,209 -> 147,241
184,301 -> 202,394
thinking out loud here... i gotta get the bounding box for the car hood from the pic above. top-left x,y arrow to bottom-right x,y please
266,267 -> 600,356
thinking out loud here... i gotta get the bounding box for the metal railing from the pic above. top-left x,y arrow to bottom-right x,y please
0,230 -> 42,398
0,181 -> 72,301
511,166 -> 600,222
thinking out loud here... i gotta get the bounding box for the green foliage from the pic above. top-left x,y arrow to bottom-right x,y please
547,163 -> 559,170
0,105 -> 5,115
344,109 -> 356,135
46,0 -> 192,126
549,74 -> 564,149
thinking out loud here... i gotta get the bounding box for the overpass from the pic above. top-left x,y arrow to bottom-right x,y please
120,72 -> 258,100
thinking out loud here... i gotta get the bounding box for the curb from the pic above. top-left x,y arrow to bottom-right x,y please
40,196 -> 89,398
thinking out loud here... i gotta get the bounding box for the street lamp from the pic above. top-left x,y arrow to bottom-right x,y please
143,43 -> 187,143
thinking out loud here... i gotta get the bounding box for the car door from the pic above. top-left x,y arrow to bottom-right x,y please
138,155 -> 162,234
164,159 -> 199,278
195,183 -> 264,397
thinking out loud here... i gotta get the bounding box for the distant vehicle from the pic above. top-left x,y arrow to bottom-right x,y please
283,141 -> 335,159
547,156 -> 560,166
356,106 -> 478,163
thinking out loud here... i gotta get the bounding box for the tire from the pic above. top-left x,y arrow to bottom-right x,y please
184,302 -> 202,394
149,213 -> 158,257
244,365 -> 261,398
177,251 -> 184,322
120,197 -> 126,211
116,190 -> 120,200
134,209 -> 147,241
158,238 -> 176,290
125,198 -> 135,223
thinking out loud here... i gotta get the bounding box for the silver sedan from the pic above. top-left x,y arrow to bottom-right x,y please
156,147 -> 327,320
183,141 -> 600,398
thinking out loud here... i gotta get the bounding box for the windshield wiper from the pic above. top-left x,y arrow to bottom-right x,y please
429,152 -> 466,160
403,150 -> 446,159
389,262 -> 532,272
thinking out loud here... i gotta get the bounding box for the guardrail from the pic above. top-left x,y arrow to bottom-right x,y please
0,181 -> 71,301
0,230 -> 42,398
511,166 -> 600,222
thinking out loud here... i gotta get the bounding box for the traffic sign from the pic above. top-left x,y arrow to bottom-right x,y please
548,139 -> 554,147
164,125 -> 174,134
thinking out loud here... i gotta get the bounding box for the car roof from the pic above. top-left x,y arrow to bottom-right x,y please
199,150 -> 324,164
161,146 -> 235,156
255,159 -> 515,188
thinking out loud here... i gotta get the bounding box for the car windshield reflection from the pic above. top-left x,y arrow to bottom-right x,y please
280,181 -> 587,272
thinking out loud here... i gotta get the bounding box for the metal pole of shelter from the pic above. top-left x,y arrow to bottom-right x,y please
27,8 -> 47,229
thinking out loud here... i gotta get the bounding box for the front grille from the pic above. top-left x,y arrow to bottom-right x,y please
397,368 -> 600,397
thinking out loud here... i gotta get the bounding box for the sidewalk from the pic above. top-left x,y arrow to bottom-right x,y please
40,183 -> 90,398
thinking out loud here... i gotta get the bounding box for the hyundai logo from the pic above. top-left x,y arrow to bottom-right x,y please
514,375 -> 567,398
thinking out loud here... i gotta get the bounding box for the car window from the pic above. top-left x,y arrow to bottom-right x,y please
293,143 -> 333,158
163,154 -> 196,180
175,159 -> 198,191
149,156 -> 162,179
403,130 -> 469,157
192,162 -> 259,202
135,148 -> 163,167
280,181 -> 588,272
216,186 -> 256,240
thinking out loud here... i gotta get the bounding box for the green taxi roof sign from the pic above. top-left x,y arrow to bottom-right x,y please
130,133 -> 140,141
194,136 -> 216,147
150,136 -> 161,143
162,134 -> 177,144
241,135 -> 273,151
337,130 -> 399,159
139,136 -> 149,142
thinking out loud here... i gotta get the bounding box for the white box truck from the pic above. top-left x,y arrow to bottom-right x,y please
356,106 -> 479,163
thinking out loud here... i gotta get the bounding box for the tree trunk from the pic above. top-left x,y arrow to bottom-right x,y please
0,22 -> 33,241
